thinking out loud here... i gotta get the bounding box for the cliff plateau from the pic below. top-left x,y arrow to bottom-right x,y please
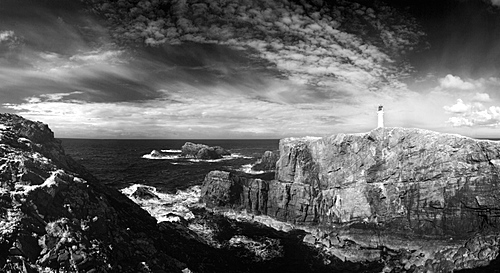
202,127 -> 500,272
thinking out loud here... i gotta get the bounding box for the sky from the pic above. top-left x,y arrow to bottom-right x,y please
1,0 -> 500,139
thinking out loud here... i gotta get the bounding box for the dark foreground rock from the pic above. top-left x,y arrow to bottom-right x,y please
251,150 -> 279,172
201,128 -> 500,272
175,207 -> 384,272
181,142 -> 230,159
0,114 -> 191,272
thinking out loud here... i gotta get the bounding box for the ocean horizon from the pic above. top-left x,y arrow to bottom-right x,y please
61,138 -> 279,192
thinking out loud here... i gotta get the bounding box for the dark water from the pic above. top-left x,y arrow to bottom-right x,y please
61,139 -> 279,192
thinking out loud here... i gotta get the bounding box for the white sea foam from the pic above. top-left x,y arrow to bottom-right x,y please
141,152 -> 252,162
141,154 -> 180,160
120,184 -> 202,222
141,154 -> 172,160
161,149 -> 182,153
186,153 -> 252,163
238,164 -> 265,174
170,162 -> 193,165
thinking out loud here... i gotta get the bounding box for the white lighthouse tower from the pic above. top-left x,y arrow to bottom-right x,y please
377,105 -> 384,128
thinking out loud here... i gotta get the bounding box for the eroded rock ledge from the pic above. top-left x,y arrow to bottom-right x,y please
201,127 -> 500,272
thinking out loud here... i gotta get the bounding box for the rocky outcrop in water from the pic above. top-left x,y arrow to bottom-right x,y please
251,151 -> 279,172
181,142 -> 230,159
201,128 -> 500,272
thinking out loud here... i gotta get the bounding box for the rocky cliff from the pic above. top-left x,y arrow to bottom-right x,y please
201,127 -> 500,272
0,114 -> 193,272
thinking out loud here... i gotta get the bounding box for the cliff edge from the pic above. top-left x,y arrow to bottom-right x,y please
202,127 -> 500,272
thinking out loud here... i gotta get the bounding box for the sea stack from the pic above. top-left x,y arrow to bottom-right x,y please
202,127 -> 500,272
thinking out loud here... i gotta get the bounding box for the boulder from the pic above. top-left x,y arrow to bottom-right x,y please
131,186 -> 159,200
251,151 -> 279,172
181,142 -> 208,157
181,142 -> 230,159
201,127 -> 500,271
196,147 -> 221,160
213,146 -> 231,156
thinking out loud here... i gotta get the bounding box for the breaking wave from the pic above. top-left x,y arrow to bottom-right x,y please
141,154 -> 179,160
141,151 -> 252,162
238,164 -> 265,174
161,149 -> 182,153
120,184 -> 202,222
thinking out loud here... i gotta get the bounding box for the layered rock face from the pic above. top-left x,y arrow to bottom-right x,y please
202,128 -> 500,271
0,114 -> 189,272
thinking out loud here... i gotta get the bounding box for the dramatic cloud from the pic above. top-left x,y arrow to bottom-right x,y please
446,106 -> 500,127
0,31 -> 15,42
0,0 -> 433,138
444,99 -> 500,127
6,0 -> 500,138
0,30 -> 21,54
490,0 -> 500,7
472,92 -> 492,102
438,74 -> 476,90
84,0 -> 425,95
444,99 -> 471,114
413,73 -> 500,134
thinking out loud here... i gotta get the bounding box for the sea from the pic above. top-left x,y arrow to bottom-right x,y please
61,139 -> 280,222
61,139 -> 279,191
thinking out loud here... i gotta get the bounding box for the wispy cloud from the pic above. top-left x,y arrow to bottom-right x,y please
4,89 -> 353,138
85,0 -> 425,97
472,92 -> 492,102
